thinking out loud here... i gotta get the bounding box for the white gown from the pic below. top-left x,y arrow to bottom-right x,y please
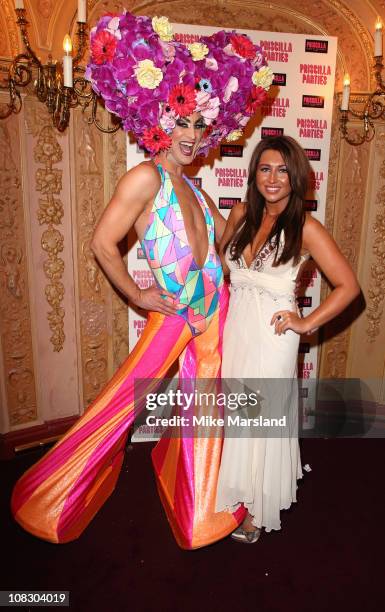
215,240 -> 307,531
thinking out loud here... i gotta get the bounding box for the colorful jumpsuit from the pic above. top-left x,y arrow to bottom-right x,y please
11,164 -> 245,549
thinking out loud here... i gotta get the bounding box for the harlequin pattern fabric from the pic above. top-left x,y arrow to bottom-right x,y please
142,164 -> 223,335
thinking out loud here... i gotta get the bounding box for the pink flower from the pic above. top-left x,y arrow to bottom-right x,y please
159,104 -> 177,132
108,17 -> 120,31
91,30 -> 117,65
195,89 -> 211,110
159,40 -> 176,62
205,57 -> 218,71
235,113 -> 250,127
223,76 -> 239,102
253,52 -> 264,69
199,96 -> 220,124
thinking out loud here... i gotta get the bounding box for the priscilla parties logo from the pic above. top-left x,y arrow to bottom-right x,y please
215,167 -> 247,188
260,40 -> 293,62
219,197 -> 241,209
174,32 -> 200,44
297,296 -> 313,308
133,270 -> 153,289
302,95 -> 325,108
261,127 -> 284,138
305,200 -> 318,211
137,247 -> 146,259
190,177 -> 202,189
305,39 -> 328,53
304,148 -> 321,161
220,144 -> 243,157
272,73 -> 287,86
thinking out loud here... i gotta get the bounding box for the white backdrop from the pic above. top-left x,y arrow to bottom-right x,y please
126,24 -> 337,440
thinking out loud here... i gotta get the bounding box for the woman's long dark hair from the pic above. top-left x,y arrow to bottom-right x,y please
226,135 -> 310,266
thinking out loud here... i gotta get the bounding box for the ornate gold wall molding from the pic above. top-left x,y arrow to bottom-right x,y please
108,129 -> 129,371
25,104 -> 66,352
319,120 -> 370,378
73,110 -> 110,406
366,132 -> 385,342
0,0 -> 19,56
0,111 -> 38,426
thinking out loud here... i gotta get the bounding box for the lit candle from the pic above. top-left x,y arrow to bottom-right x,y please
63,34 -> 73,88
341,73 -> 350,111
78,0 -> 87,23
15,1 -> 24,9
375,18 -> 383,57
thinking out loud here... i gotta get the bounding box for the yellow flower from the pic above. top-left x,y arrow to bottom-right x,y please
226,129 -> 243,142
135,59 -> 163,89
188,42 -> 209,61
252,66 -> 274,90
152,16 -> 173,41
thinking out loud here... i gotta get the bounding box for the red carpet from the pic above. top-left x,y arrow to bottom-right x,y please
1,438 -> 383,612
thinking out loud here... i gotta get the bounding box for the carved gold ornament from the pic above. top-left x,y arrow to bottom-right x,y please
367,142 -> 385,342
35,125 -> 65,351
0,118 -> 37,425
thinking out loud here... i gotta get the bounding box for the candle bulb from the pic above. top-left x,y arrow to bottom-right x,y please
63,34 -> 73,88
375,18 -> 383,57
341,73 -> 350,111
78,0 -> 87,23
15,1 -> 24,9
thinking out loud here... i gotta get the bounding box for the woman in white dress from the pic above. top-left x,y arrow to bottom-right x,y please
215,135 -> 360,543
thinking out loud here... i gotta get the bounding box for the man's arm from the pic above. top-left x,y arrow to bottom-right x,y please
218,202 -> 246,275
90,162 -> 178,315
201,189 -> 227,244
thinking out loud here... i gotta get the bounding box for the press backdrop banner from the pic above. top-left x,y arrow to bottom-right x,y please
126,24 -> 337,440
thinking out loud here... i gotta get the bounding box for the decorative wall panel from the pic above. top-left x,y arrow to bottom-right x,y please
72,111 -> 110,408
0,108 -> 38,429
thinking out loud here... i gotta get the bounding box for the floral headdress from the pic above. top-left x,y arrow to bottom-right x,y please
87,13 -> 273,156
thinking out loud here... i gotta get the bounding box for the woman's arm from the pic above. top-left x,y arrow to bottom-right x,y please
272,215 -> 360,335
90,162 -> 178,315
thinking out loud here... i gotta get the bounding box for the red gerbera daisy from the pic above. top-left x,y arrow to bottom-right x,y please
246,86 -> 267,114
91,30 -> 117,65
142,126 -> 172,155
168,84 -> 196,117
230,34 -> 256,60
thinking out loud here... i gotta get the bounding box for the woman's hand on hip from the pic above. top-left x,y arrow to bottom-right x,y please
271,310 -> 315,335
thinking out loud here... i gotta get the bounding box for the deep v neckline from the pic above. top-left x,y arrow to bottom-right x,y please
163,166 -> 211,270
241,240 -> 276,270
